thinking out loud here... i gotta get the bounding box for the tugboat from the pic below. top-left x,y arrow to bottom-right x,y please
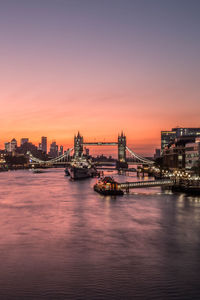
94,176 -> 124,196
67,157 -> 98,180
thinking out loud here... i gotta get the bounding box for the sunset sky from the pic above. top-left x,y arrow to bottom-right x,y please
1,0 -> 200,155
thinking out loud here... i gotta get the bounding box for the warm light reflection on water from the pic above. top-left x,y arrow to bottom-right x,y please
0,169 -> 200,299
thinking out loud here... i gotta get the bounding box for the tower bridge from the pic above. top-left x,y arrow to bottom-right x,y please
28,132 -> 154,167
74,131 -> 154,168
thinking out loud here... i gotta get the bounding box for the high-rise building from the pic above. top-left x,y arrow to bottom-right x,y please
20,138 -> 29,146
49,141 -> 58,158
59,145 -> 64,156
41,136 -> 47,153
11,138 -> 17,151
5,142 -> 10,152
5,139 -> 17,152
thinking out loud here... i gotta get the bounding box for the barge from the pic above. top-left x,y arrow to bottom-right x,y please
94,177 -> 124,196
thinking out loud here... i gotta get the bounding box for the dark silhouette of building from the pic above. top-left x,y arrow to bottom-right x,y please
49,141 -> 58,158
20,138 -> 29,146
41,136 -> 47,153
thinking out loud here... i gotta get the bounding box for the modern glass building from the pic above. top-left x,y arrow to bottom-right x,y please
161,128 -> 200,153
161,131 -> 176,153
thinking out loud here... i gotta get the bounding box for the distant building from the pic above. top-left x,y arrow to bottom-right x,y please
41,136 -> 47,153
5,142 -> 10,152
5,139 -> 17,152
11,139 -> 17,152
17,142 -> 48,161
49,141 -> 58,158
154,149 -> 161,160
38,143 -> 42,151
20,138 -> 29,146
59,145 -> 64,156
85,148 -> 89,157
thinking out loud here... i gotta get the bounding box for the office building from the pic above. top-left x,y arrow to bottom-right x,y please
172,127 -> 200,138
41,136 -> 47,153
161,131 -> 176,153
185,138 -> 200,170
161,127 -> 200,153
20,138 -> 29,146
49,141 -> 58,158
5,139 -> 17,152
59,145 -> 64,156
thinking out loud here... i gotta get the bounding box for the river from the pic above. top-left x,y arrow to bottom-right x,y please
0,169 -> 200,299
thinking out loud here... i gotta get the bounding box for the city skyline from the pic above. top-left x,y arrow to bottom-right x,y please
1,0 -> 200,155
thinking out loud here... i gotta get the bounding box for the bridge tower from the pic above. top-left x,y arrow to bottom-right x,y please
74,131 -> 83,158
117,132 -> 128,169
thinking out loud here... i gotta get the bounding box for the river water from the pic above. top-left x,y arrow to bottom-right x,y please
0,169 -> 200,300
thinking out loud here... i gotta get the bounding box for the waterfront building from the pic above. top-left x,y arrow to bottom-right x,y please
162,136 -> 199,171
161,131 -> 176,153
20,138 -> 29,146
172,127 -> 200,138
41,136 -> 47,153
163,141 -> 185,170
161,127 -> 200,153
185,138 -> 200,171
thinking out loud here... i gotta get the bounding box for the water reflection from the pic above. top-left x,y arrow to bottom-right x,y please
0,169 -> 200,299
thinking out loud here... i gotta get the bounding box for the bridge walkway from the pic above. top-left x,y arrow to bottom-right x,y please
119,179 -> 173,189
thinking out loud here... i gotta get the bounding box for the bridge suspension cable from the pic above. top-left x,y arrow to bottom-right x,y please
27,148 -> 74,164
126,146 -> 154,165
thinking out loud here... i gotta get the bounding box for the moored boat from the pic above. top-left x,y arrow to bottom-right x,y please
67,157 -> 98,180
94,176 -> 124,195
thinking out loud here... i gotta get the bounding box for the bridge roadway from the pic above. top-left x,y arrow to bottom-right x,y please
119,179 -> 173,189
